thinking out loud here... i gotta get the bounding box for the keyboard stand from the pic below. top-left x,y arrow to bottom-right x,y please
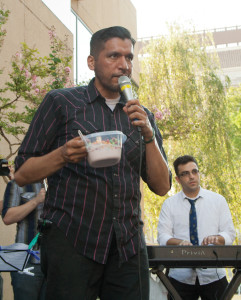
220,268 -> 241,300
151,265 -> 182,300
152,265 -> 241,300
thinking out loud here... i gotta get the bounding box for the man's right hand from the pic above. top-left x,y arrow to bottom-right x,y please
61,137 -> 88,163
179,240 -> 193,246
15,137 -> 88,187
166,238 -> 193,246
35,188 -> 46,205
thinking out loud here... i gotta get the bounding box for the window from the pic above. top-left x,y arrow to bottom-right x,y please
72,12 -> 93,83
42,0 -> 73,31
42,0 -> 93,83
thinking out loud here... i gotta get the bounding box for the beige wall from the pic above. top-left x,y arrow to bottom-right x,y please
0,1 -> 138,299
71,0 -> 140,83
0,0 -> 73,161
72,0 -> 136,33
0,1 -> 73,299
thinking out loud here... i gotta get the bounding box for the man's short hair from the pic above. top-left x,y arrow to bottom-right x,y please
90,26 -> 136,58
173,155 -> 198,176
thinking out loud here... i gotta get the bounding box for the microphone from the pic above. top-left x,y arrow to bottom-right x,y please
118,76 -> 133,101
118,76 -> 141,132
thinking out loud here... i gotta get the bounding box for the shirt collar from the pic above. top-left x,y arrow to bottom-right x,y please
86,77 -> 126,106
181,186 -> 204,201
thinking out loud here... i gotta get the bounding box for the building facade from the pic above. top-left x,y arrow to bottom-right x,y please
137,25 -> 241,87
204,25 -> 241,86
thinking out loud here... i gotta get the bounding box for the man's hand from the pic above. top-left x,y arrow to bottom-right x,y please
179,240 -> 193,246
7,165 -> 15,180
34,188 -> 46,205
167,238 -> 193,246
61,137 -> 88,163
201,235 -> 225,245
123,99 -> 153,139
123,99 -> 170,196
15,137 -> 88,187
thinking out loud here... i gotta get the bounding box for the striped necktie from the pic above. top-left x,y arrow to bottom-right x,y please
186,197 -> 200,245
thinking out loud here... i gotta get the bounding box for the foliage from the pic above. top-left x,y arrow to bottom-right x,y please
226,85 -> 241,157
0,10 -> 73,159
0,7 -> 9,72
139,24 -> 241,243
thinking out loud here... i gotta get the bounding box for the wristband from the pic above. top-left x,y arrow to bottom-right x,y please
142,127 -> 155,144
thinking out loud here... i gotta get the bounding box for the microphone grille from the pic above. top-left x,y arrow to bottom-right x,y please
118,76 -> 131,87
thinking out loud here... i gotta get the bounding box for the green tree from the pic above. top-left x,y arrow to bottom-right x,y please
0,8 -> 73,160
226,85 -> 241,158
0,7 -> 9,71
138,24 -> 240,242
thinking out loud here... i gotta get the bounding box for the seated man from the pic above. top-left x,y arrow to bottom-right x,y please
0,200 -> 3,300
2,176 -> 46,300
157,155 -> 236,300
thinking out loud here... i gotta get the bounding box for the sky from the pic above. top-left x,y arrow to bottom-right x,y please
130,0 -> 241,38
42,0 -> 241,39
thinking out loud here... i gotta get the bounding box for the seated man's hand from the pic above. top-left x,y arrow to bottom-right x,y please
35,188 -> 46,205
179,240 -> 193,246
201,235 -> 224,245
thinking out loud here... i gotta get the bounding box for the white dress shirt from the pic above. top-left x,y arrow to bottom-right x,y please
157,187 -> 236,285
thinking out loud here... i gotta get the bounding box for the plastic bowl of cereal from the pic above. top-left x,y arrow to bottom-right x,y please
83,131 -> 127,168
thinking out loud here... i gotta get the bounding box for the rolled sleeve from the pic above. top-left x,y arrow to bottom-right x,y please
2,181 -> 20,218
218,197 -> 236,245
15,91 -> 62,172
157,200 -> 173,245
219,232 -> 233,245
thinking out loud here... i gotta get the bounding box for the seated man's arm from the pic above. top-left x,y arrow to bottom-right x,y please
167,238 -> 192,246
201,196 -> 235,246
3,188 -> 45,225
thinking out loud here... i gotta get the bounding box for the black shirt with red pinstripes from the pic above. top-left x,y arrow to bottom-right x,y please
15,78 -> 170,264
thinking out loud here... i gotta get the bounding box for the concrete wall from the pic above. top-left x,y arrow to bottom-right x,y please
0,1 -> 73,298
71,0 -> 140,82
0,1 -> 138,299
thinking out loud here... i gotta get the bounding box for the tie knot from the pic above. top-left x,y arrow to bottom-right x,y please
186,196 -> 200,206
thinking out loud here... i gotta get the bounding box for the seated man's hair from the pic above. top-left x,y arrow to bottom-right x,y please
173,155 -> 198,176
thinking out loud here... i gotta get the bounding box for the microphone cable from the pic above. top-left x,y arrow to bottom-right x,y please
212,248 -> 221,299
136,125 -> 143,300
118,76 -> 145,299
